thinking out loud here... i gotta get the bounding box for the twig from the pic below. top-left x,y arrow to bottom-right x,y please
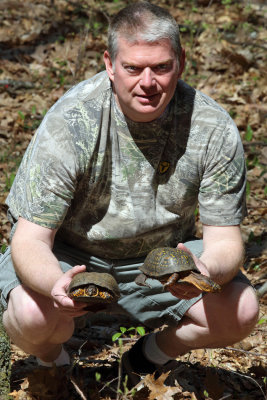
70,376 -> 87,400
0,79 -> 34,89
243,141 -> 267,147
247,205 -> 267,209
218,395 -> 232,400
221,36 -> 267,51
99,376 -> 118,394
116,356 -> 122,400
225,346 -> 267,358
257,281 -> 267,299
225,369 -> 267,400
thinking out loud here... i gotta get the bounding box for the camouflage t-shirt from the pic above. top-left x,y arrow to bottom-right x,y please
6,71 -> 247,259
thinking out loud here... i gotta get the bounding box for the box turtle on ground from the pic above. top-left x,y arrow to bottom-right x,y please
135,247 -> 221,293
68,272 -> 120,306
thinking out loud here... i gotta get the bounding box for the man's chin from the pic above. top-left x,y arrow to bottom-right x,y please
132,105 -> 165,122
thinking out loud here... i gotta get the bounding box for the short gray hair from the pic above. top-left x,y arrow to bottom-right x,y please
107,1 -> 182,63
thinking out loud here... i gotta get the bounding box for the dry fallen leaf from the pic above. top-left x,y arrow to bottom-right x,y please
143,371 -> 181,400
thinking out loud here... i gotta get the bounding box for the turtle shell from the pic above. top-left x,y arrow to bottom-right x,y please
68,272 -> 120,303
140,247 -> 199,278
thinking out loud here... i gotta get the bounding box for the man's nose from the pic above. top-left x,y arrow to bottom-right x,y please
140,68 -> 156,88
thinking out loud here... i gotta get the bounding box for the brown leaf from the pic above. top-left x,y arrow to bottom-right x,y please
143,371 -> 181,400
26,365 -> 70,399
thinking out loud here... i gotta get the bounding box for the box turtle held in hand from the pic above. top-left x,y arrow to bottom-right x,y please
135,247 -> 221,293
68,272 -> 120,304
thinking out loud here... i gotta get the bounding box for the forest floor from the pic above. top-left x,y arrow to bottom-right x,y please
0,0 -> 266,399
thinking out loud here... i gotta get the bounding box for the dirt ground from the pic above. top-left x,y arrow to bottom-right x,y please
0,0 -> 266,399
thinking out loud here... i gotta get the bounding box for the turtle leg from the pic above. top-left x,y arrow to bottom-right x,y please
135,273 -> 151,288
99,291 -> 113,300
163,272 -> 179,288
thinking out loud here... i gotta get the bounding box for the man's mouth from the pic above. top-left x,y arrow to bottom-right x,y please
136,93 -> 160,102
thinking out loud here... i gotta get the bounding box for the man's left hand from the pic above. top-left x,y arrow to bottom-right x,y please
166,242 -> 209,300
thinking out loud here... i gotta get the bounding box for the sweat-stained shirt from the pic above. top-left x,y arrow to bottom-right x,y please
6,71 -> 247,259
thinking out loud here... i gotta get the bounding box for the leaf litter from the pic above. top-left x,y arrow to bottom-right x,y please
0,0 -> 266,399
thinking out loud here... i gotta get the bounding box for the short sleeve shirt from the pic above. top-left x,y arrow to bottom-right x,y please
6,71 -> 247,259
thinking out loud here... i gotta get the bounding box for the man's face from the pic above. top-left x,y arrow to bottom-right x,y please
104,38 -> 184,122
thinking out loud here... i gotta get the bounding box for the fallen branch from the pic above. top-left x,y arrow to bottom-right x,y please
257,281 -> 267,299
225,369 -> 267,400
225,346 -> 267,358
0,79 -> 35,90
70,377 -> 87,400
243,141 -> 267,147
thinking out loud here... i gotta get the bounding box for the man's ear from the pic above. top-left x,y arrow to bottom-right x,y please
103,51 -> 115,82
178,48 -> 186,78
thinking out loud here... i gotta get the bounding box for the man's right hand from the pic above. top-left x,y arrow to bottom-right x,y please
51,265 -> 90,317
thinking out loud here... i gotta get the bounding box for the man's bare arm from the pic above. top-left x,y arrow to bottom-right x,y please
11,217 -> 63,297
199,224 -> 244,285
169,224 -> 244,300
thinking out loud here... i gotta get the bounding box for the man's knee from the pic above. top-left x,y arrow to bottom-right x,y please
192,282 -> 259,344
4,285 -> 75,346
5,286 -> 58,340
216,283 -> 259,343
237,285 -> 259,335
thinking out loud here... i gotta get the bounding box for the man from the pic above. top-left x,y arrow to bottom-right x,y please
0,1 -> 259,385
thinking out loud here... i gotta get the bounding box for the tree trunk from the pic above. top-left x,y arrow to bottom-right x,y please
0,303 -> 11,399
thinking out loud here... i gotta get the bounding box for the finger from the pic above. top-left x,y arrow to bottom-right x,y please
58,299 -> 90,314
176,243 -> 194,257
176,243 -> 202,268
65,264 -> 87,279
53,296 -> 89,312
54,292 -> 88,308
58,308 -> 89,317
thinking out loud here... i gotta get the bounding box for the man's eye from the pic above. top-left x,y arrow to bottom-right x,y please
155,64 -> 170,71
125,66 -> 138,72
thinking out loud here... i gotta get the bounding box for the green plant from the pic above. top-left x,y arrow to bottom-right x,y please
17,107 -> 44,132
111,326 -> 145,398
5,172 -> 15,192
0,244 -> 7,254
95,371 -> 101,382
246,181 -> 251,198
253,264 -> 261,272
112,326 -> 145,342
245,124 -> 253,141
18,110 -> 25,121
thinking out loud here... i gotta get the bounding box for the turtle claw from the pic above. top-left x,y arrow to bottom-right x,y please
135,273 -> 151,288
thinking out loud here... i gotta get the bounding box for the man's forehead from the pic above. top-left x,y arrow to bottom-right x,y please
117,36 -> 172,49
115,37 -> 176,62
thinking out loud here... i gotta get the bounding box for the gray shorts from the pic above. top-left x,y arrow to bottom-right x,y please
0,239 -> 252,329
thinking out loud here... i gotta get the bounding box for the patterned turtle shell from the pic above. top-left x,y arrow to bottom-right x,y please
68,272 -> 120,303
136,247 -> 221,293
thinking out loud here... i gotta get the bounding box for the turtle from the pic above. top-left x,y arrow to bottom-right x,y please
135,247 -> 221,293
68,272 -> 120,304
